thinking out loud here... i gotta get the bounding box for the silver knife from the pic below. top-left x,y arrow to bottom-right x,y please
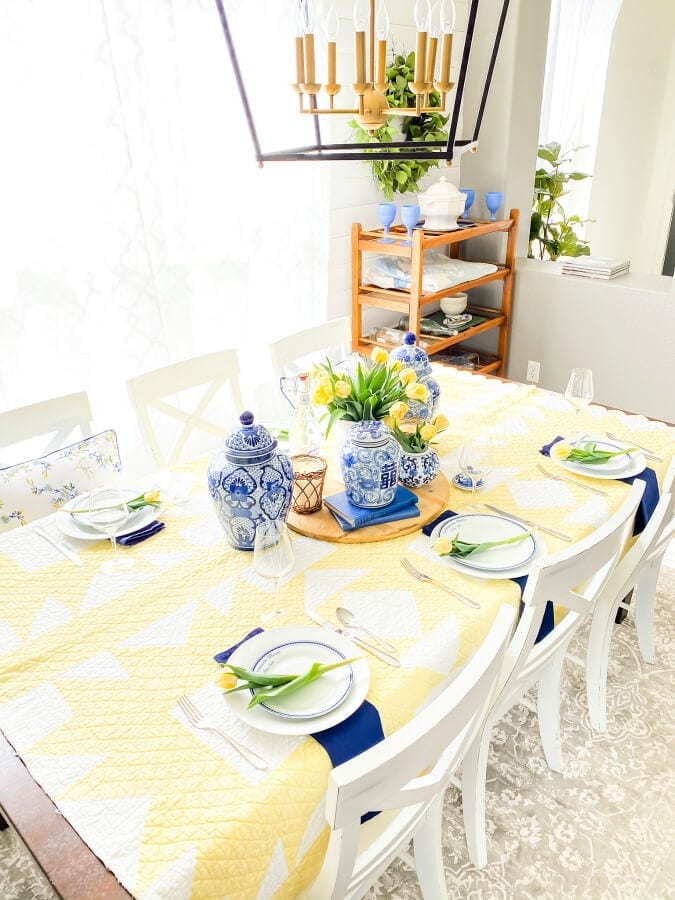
483,505 -> 573,543
305,609 -> 400,667
33,526 -> 83,566
605,431 -> 663,463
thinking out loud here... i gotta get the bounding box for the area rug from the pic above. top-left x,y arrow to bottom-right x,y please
2,547 -> 673,900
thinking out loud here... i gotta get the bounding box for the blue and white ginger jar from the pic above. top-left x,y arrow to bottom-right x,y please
398,447 -> 440,488
390,332 -> 440,421
340,420 -> 400,508
207,411 -> 293,550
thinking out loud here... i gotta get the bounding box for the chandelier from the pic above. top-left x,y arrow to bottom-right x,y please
215,0 -> 510,165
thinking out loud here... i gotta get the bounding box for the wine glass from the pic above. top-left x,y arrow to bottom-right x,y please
459,436 -> 494,500
254,519 -> 295,624
460,188 -> 475,219
400,204 -> 421,246
564,368 -> 594,416
377,202 -> 397,243
88,488 -> 134,574
485,191 -> 503,222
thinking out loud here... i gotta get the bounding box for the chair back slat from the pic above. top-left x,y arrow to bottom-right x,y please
0,392 -> 93,464
269,317 -> 352,378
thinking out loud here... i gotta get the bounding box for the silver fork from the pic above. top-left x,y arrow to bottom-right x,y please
605,431 -> 663,463
536,463 -> 608,496
401,558 -> 480,609
177,695 -> 268,770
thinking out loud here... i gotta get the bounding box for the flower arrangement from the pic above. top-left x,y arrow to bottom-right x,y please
312,347 -> 429,435
388,413 -> 449,454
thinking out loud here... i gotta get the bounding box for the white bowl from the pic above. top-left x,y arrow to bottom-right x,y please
440,293 -> 468,316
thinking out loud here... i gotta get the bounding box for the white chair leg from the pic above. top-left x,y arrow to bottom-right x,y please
536,649 -> 567,772
413,793 -> 448,900
634,561 -> 661,664
461,726 -> 492,870
586,595 -> 620,733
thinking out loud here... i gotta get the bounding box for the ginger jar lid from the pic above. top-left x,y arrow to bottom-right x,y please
390,332 -> 432,377
223,411 -> 277,463
349,420 -> 391,447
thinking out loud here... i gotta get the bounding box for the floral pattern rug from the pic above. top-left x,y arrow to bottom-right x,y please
2,547 -> 674,900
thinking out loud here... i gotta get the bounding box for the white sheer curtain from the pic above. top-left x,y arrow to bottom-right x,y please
0,0 -> 329,449
539,0 -> 623,221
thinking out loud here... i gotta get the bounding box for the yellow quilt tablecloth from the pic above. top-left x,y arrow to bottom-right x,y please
0,368 -> 673,899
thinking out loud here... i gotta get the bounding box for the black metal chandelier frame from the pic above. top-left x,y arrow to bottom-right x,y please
214,0 -> 510,166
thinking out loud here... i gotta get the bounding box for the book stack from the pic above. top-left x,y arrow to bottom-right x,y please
323,485 -> 419,532
561,256 -> 630,280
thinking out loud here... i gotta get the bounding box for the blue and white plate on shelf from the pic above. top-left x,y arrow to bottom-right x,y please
453,473 -> 485,492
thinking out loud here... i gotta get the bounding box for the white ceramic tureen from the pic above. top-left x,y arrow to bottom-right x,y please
417,176 -> 466,230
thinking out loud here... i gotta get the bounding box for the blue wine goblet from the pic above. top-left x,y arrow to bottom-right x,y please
485,191 -> 503,222
377,202 -> 397,243
400,204 -> 421,246
460,188 -> 475,220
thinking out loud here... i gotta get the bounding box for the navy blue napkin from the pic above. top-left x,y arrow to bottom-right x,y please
214,628 -> 385,807
116,520 -> 165,546
539,436 -> 659,535
423,510 -> 554,642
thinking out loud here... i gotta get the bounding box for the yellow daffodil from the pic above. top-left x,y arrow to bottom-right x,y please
432,413 -> 449,431
434,538 -> 453,556
405,382 -> 428,402
399,367 -> 417,386
334,379 -> 351,398
420,423 -> 437,442
389,401 -> 409,421
371,346 -> 389,365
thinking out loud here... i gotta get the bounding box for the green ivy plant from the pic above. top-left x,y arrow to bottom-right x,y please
348,52 -> 449,200
529,142 -> 592,261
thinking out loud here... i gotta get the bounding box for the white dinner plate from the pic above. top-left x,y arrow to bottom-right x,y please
250,639 -> 353,719
55,490 -> 160,542
550,435 -> 646,480
223,627 -> 370,735
430,515 -> 546,580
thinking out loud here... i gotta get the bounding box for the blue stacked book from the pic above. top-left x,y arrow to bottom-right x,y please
323,485 -> 420,532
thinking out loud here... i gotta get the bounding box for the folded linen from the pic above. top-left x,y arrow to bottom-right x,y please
363,250 -> 498,293
116,520 -> 165,546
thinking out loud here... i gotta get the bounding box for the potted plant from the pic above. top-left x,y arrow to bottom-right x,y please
389,413 -> 449,487
529,142 -> 592,261
348,52 -> 449,200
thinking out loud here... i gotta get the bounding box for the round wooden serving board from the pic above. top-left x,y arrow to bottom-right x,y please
287,473 -> 450,543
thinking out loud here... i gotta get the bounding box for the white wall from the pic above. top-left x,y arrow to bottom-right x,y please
588,0 -> 675,273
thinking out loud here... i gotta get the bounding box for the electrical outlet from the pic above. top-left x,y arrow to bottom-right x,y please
526,360 -> 541,383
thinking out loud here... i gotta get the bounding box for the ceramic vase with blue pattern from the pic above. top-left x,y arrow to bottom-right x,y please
389,332 -> 440,421
340,420 -> 400,508
398,447 -> 440,488
207,411 -> 293,550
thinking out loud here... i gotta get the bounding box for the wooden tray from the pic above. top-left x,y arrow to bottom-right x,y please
287,473 -> 450,543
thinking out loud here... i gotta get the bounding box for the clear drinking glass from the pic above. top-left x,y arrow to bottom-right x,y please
564,368 -> 594,415
88,488 -> 134,574
254,519 -> 295,624
459,436 -> 494,500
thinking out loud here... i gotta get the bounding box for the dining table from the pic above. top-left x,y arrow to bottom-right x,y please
1,366 -> 673,900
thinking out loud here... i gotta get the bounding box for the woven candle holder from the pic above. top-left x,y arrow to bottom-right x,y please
291,455 -> 328,514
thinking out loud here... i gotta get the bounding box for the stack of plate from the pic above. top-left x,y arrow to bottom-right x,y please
56,490 -> 159,541
223,628 -> 370,735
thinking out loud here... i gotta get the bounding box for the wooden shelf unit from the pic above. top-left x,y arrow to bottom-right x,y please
351,209 -> 519,376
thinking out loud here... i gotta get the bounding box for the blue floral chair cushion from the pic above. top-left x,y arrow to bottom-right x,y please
0,430 -> 122,532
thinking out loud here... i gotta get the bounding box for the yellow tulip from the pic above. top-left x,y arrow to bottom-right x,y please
334,379 -> 351,399
371,346 -> 389,365
382,415 -> 394,430
317,372 -> 333,389
399,368 -> 417,386
390,360 -> 403,372
433,413 -> 449,431
420,424 -> 437,442
389,401 -> 409,421
217,671 -> 238,690
312,386 -> 330,406
143,490 -> 161,503
434,538 -> 453,556
405,382 -> 428,402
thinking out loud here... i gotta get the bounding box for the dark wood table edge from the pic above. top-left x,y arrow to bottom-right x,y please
0,731 -> 132,899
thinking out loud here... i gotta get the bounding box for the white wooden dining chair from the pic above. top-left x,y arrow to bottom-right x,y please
461,479 -> 645,870
126,350 -> 243,469
303,605 -> 516,900
269,316 -> 352,379
0,391 -> 93,465
585,459 -> 675,731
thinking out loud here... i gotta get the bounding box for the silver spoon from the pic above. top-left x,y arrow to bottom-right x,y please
335,607 -> 397,653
